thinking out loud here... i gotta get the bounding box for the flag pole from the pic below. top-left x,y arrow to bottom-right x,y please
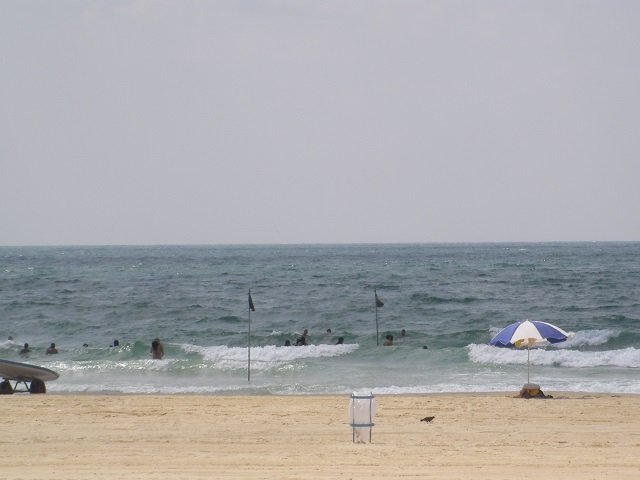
375,289 -> 379,346
374,289 -> 384,346
247,289 -> 252,383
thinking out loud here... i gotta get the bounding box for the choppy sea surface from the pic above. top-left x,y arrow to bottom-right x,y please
1,243 -> 638,394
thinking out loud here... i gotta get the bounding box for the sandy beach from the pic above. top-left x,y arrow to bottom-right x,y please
2,393 -> 639,479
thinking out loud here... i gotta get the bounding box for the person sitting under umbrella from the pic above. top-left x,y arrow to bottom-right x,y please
519,384 -> 553,399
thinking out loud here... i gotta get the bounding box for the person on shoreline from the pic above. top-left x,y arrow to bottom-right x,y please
336,337 -> 344,345
150,338 -> 164,359
383,335 -> 394,346
19,343 -> 31,355
284,340 -> 291,346
46,342 -> 58,354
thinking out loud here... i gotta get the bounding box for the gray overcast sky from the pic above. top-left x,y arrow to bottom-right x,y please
1,1 -> 639,246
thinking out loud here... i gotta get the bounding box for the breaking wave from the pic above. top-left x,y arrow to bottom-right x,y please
180,343 -> 359,370
467,343 -> 640,368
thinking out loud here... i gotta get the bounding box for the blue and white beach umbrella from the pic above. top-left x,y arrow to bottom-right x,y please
489,320 -> 571,383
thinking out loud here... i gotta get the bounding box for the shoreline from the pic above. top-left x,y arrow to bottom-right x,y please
40,390 -> 640,397
4,392 -> 639,479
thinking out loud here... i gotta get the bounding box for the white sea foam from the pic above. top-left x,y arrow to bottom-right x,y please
558,329 -> 620,348
50,358 -> 177,374
467,343 -> 640,368
179,343 -> 359,370
370,384 -> 513,395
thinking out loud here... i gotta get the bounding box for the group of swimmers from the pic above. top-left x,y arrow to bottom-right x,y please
5,337 -> 59,357
383,329 -> 407,346
13,342 -> 58,356
283,328 -> 406,347
7,336 -> 165,360
8,329 -> 413,360
282,328 -> 346,347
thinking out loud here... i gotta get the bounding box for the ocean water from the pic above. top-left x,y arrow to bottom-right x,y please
1,243 -> 638,394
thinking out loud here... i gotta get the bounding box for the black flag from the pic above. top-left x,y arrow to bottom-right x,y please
248,291 -> 255,311
375,289 -> 384,308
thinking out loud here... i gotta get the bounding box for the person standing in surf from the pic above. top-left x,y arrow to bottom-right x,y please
150,338 -> 164,359
20,343 -> 31,356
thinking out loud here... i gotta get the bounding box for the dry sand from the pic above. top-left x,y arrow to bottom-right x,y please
2,392 -> 639,479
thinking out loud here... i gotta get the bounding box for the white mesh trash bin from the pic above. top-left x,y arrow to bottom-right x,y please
348,392 -> 375,443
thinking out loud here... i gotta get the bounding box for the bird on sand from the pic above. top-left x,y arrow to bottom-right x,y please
420,416 -> 435,423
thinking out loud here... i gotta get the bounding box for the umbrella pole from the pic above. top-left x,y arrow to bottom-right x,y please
527,346 -> 530,384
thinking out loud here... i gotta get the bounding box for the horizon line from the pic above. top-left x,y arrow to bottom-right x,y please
1,240 -> 638,249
